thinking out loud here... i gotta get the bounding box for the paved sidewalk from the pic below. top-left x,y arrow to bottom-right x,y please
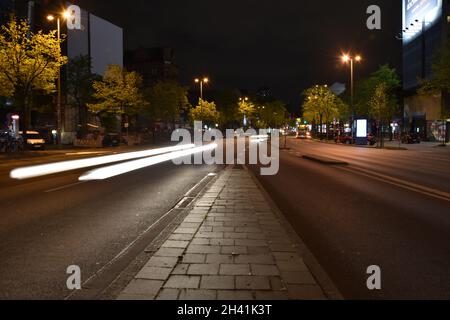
117,166 -> 329,300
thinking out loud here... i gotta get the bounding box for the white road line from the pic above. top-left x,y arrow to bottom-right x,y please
44,181 -> 87,193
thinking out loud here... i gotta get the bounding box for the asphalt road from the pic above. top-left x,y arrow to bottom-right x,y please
0,148 -> 221,299
249,138 -> 450,299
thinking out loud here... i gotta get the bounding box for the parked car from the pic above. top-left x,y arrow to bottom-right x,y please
21,131 -> 46,150
402,133 -> 421,144
335,134 -> 354,144
102,134 -> 128,147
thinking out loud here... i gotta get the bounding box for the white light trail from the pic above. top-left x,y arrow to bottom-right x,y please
79,144 -> 218,181
10,144 -> 195,180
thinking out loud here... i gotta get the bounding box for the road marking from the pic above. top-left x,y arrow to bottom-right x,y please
339,166 -> 450,202
44,181 -> 87,193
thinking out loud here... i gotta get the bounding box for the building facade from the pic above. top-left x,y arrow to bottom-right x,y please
124,47 -> 179,87
403,0 -> 450,142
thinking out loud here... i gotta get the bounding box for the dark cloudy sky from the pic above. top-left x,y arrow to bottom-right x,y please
73,0 -> 402,106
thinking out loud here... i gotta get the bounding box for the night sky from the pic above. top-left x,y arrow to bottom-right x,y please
73,0 -> 402,108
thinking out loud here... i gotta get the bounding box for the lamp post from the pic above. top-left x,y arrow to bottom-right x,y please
341,54 -> 362,115
47,11 -> 70,145
195,77 -> 209,100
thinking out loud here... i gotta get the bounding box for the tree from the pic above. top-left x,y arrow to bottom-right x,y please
257,100 -> 287,129
66,55 -> 100,137
368,83 -> 394,147
302,85 -> 347,138
238,99 -> 257,127
189,99 -> 220,126
209,90 -> 240,128
418,36 -> 450,145
144,81 -> 190,126
0,18 -> 67,131
88,65 -> 146,132
354,64 -> 400,117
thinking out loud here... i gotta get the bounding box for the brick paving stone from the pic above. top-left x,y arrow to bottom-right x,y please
235,239 -> 267,247
162,240 -> 190,249
270,277 -> 287,291
146,256 -> 179,268
186,245 -> 221,254
254,291 -> 289,300
191,238 -> 210,245
120,279 -> 163,297
169,234 -> 194,241
164,275 -> 200,289
172,264 -> 189,275
277,261 -> 309,272
196,232 -> 224,239
247,233 -> 267,240
200,276 -> 235,290
224,232 -> 248,239
156,289 -> 180,300
219,246 -> 247,255
179,222 -> 202,229
188,264 -> 220,275
154,248 -> 185,258
269,244 -> 298,252
136,267 -> 173,280
234,254 -> 275,265
281,271 -> 317,285
203,222 -> 224,227
248,246 -> 271,254
234,227 -> 262,233
174,227 -> 198,234
210,238 -> 235,246
206,254 -> 234,264
235,276 -> 271,290
220,264 -> 251,276
212,227 -> 235,233
179,289 -> 217,300
273,252 -> 304,261
217,290 -> 254,300
182,253 -> 206,264
251,264 -> 280,276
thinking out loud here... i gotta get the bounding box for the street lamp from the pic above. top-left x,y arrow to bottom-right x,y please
47,10 -> 70,145
194,77 -> 209,100
341,53 -> 362,116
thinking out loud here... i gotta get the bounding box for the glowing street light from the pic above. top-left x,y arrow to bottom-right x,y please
47,9 -> 71,145
195,77 -> 209,100
341,53 -> 363,115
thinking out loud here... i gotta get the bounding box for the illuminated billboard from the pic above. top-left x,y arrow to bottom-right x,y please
356,119 -> 368,138
403,0 -> 442,43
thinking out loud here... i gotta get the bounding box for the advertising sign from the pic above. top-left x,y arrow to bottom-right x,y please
356,119 -> 368,138
403,0 -> 442,43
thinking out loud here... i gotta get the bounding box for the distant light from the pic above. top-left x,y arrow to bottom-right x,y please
79,144 -> 218,181
11,115 -> 20,120
203,78 -> 209,83
46,14 -> 55,21
195,78 -> 200,83
10,144 -> 195,180
342,54 -> 350,63
63,10 -> 71,19
355,55 -> 362,62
